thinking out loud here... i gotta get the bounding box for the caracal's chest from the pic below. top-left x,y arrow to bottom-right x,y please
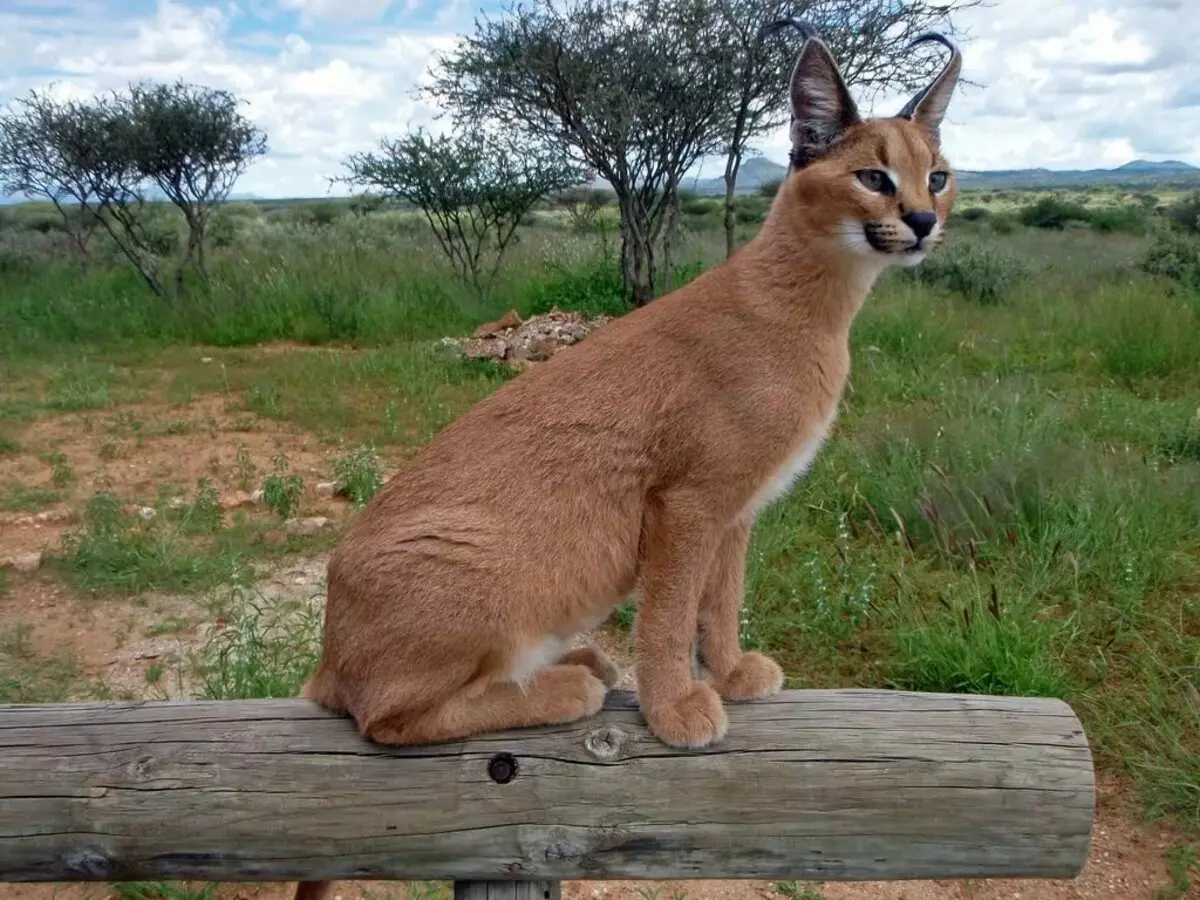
737,408 -> 837,524
736,347 -> 848,523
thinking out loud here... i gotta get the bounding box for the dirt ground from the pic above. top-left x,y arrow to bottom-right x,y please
0,392 -> 1196,900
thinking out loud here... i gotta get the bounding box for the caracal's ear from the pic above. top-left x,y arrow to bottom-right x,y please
895,33 -> 963,146
778,23 -> 861,169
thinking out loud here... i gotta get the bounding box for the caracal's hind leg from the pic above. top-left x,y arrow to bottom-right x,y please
557,646 -> 621,688
362,663 -> 608,746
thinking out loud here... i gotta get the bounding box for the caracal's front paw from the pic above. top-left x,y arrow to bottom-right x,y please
557,646 -> 622,688
643,681 -> 728,748
541,665 -> 608,724
714,651 -> 784,702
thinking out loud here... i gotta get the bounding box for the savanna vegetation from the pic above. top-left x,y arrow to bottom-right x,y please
1,0 -> 1199,898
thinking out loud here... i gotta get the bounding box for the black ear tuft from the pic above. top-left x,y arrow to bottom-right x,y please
896,32 -> 963,146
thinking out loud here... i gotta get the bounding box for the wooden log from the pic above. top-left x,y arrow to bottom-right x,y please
0,689 -> 1094,884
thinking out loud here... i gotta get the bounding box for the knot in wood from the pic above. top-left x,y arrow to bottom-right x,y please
487,752 -> 518,784
63,847 -> 114,877
584,725 -> 627,761
543,836 -> 584,862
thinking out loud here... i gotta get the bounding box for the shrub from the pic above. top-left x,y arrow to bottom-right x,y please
1141,230 -> 1200,289
988,213 -> 1020,234
1018,196 -> 1091,229
681,195 -> 719,216
910,241 -> 1030,305
1089,204 -> 1149,235
957,206 -> 990,222
733,194 -> 769,224
1164,191 -> 1200,235
757,178 -> 783,199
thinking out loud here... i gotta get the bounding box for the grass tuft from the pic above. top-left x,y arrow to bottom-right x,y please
195,589 -> 322,700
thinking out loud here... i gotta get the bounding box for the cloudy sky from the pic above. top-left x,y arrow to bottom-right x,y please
1,0 -> 1194,199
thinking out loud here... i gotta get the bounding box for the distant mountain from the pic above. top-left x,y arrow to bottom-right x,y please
687,156 -> 788,195
956,159 -> 1200,190
1,189 -> 264,206
1115,159 -> 1196,173
683,156 -> 1200,195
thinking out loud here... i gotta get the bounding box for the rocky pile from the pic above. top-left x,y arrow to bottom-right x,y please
444,307 -> 612,370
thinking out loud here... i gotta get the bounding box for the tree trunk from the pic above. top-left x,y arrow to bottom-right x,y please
662,176 -> 680,295
723,149 -> 742,260
615,190 -> 657,307
195,220 -> 208,281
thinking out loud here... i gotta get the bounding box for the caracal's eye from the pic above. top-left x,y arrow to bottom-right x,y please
929,171 -> 949,193
855,169 -> 893,194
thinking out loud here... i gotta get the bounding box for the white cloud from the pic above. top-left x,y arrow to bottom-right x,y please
1,0 -> 1196,198
0,0 -> 462,198
752,0 -> 1200,172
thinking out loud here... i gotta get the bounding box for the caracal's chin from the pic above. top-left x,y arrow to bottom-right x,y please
891,247 -> 928,267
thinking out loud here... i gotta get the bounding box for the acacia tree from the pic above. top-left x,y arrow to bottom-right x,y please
0,89 -> 106,267
341,125 -> 583,298
0,88 -> 165,292
710,0 -> 982,259
427,0 -> 734,306
118,80 -> 267,295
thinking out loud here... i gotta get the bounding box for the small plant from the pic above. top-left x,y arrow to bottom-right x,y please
0,434 -> 20,455
41,448 -> 74,487
331,443 -> 384,506
195,590 -> 323,700
234,441 -> 256,491
774,881 -> 826,900
179,477 -> 224,534
909,240 -> 1030,305
109,882 -> 218,900
261,451 -> 305,519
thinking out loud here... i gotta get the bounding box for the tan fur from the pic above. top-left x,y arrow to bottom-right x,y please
294,30 -> 960,900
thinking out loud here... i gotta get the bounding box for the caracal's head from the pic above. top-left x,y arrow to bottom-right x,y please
773,24 -> 963,269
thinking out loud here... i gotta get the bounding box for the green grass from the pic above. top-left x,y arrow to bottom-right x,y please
0,480 -> 65,512
49,490 -> 251,594
2,197 -> 1199,839
108,881 -> 217,900
195,588 -> 323,700
1158,844 -> 1199,899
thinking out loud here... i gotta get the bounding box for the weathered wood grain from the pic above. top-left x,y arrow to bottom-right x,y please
0,689 -> 1094,883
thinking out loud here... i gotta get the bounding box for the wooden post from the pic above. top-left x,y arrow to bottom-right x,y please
454,883 -> 561,900
0,689 -> 1094,884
